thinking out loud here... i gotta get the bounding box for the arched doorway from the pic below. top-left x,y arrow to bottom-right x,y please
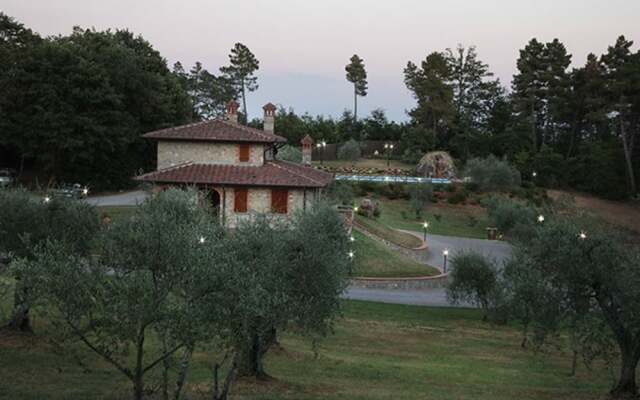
207,188 -> 221,216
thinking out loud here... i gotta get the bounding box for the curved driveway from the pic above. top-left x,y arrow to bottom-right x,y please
344,232 -> 513,307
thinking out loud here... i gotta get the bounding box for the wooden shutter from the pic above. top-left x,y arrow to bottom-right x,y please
271,189 -> 288,214
238,144 -> 250,162
234,188 -> 248,212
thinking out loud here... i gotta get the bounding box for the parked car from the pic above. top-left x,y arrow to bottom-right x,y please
0,168 -> 16,188
50,183 -> 89,199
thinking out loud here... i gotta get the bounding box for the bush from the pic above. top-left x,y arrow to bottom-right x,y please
326,181 -> 355,206
447,189 -> 469,205
277,145 -> 302,162
409,183 -> 433,219
464,155 -> 521,192
446,251 -> 509,323
483,196 -> 537,241
338,139 -> 361,164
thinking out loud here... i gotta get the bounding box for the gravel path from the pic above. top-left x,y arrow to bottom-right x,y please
85,190 -> 149,206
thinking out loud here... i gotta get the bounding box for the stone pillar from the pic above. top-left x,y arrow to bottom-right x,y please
226,100 -> 239,123
301,134 -> 314,165
263,102 -> 276,132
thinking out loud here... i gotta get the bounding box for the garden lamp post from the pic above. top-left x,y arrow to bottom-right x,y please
384,143 -> 394,167
443,248 -> 449,273
579,231 -> 587,240
422,221 -> 429,242
317,141 -> 327,165
537,214 -> 545,224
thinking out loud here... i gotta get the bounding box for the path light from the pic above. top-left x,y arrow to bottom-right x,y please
422,222 -> 429,241
350,235 -> 355,242
198,236 -> 206,244
317,140 -> 327,165
43,196 -> 51,203
532,171 -> 537,178
82,187 -> 89,196
348,250 -> 354,260
443,248 -> 450,273
384,143 -> 395,167
537,214 -> 545,223
579,231 -> 587,240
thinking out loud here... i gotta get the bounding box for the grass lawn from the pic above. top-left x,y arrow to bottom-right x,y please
0,301 -> 614,400
97,205 -> 138,223
352,229 -> 439,278
313,158 -> 414,170
374,198 -> 490,239
355,214 -> 423,248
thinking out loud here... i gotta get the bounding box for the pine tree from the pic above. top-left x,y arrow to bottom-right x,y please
345,54 -> 368,122
220,43 -> 259,124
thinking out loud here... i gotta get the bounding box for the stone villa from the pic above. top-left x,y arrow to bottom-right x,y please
136,101 -> 333,227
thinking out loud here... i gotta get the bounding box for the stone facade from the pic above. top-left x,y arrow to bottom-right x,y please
214,186 -> 319,228
157,141 -> 264,169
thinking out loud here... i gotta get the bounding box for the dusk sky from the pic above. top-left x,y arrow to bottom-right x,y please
3,0 -> 640,121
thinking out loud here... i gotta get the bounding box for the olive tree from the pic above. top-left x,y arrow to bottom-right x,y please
229,203 -> 351,378
508,215 -> 640,399
338,139 -> 361,166
464,155 -> 521,192
0,188 -> 99,332
15,189 -> 224,400
446,251 -> 509,323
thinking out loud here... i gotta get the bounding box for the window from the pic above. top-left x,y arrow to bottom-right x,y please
271,189 -> 288,214
234,188 -> 248,213
238,144 -> 250,162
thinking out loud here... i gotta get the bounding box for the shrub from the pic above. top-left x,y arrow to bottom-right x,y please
447,189 -> 469,205
483,196 -> 537,241
464,155 -> 521,192
409,183 -> 433,219
326,181 -> 355,205
277,145 -> 302,162
337,139 -> 361,164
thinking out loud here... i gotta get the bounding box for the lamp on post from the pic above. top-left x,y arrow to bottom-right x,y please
443,248 -> 449,273
316,140 -> 327,166
384,143 -> 394,167
422,221 -> 429,242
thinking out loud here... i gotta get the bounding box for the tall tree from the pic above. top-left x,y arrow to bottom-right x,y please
178,61 -> 235,120
511,38 -> 572,152
404,52 -> 455,147
445,45 -> 505,159
220,43 -> 259,124
601,36 -> 640,195
345,54 -> 368,122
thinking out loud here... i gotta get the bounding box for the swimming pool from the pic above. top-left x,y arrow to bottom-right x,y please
334,175 -> 451,184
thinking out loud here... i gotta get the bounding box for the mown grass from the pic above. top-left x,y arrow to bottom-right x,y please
375,199 -> 490,239
96,205 -> 138,223
355,214 -> 423,248
352,230 -> 439,278
0,301 -> 615,400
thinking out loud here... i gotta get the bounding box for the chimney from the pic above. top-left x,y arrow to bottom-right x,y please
226,100 -> 239,123
301,134 -> 314,165
263,102 -> 276,132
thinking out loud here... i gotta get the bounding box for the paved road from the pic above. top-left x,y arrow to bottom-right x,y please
344,231 -> 512,307
344,286 -> 458,307
85,190 -> 148,206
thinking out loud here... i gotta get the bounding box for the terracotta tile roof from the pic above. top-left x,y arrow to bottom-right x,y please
135,160 -> 333,188
142,118 -> 287,143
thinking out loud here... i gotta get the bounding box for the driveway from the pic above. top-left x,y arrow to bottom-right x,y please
85,190 -> 149,206
344,232 -> 513,307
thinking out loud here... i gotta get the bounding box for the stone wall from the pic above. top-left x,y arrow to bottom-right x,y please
351,274 -> 450,290
218,186 -> 318,228
157,141 -> 264,169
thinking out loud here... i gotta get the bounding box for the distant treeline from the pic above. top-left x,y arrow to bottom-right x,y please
1,12 -> 638,198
